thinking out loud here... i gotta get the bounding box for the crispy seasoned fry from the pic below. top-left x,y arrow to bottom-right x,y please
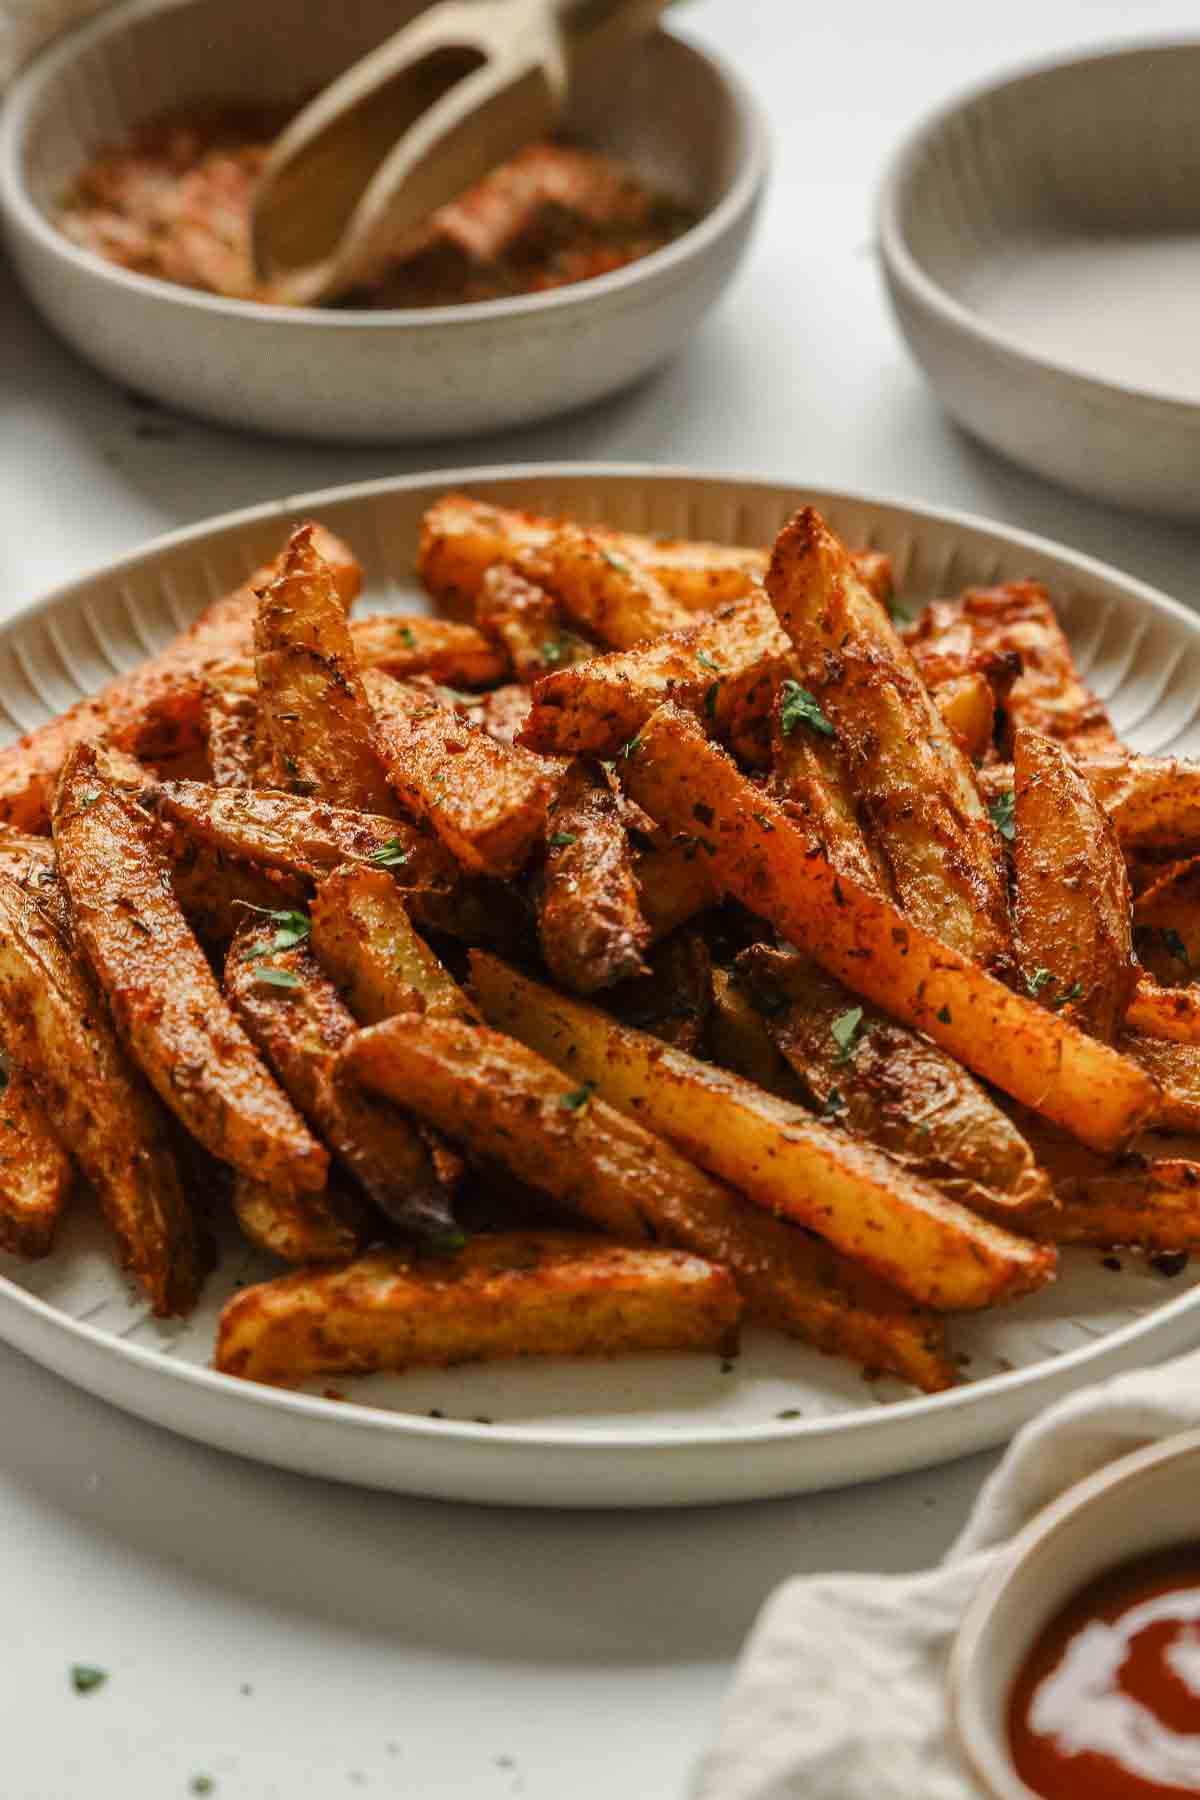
310,863 -> 479,1025
1127,978 -> 1200,1045
350,614 -> 508,687
633,833 -> 722,942
767,508 -> 1011,969
231,1172 -> 361,1264
707,966 -> 800,1098
215,1233 -> 742,1385
0,870 -> 201,1312
342,1008 -> 953,1388
617,703 -> 1158,1152
1018,1126 -> 1200,1251
904,581 -> 1116,751
768,695 -> 893,895
604,929 -> 712,1054
254,526 -> 397,814
226,923 -> 453,1239
1120,1034 -> 1200,1133
476,563 -> 593,682
518,526 -> 693,649
368,669 -> 558,878
519,592 -> 788,760
0,1064 -> 74,1258
479,683 -> 534,746
1011,728 -> 1137,1042
1133,859 -> 1200,985
203,687 -> 259,787
54,741 -> 328,1195
981,754 -> 1200,859
470,953 -> 1054,1311
169,842 -> 308,951
737,945 -> 1050,1219
932,671 -> 996,763
0,524 -> 359,833
538,768 -> 649,992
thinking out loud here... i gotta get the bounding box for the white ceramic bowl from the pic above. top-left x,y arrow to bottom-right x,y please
949,1429 -> 1200,1798
878,41 -> 1200,520
0,0 -> 767,443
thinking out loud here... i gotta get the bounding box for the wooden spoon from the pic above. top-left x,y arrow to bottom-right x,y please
251,0 -> 672,306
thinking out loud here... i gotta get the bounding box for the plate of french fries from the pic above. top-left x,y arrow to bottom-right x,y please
3,466 -> 1200,1507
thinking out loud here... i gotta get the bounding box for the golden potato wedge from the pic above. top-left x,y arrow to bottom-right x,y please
54,741 -> 328,1196
169,843 -> 308,953
736,944 -> 1050,1220
349,614 -> 508,687
1017,1125 -> 1200,1251
904,580 -> 1116,752
310,863 -> 479,1025
538,768 -> 650,993
476,563 -> 594,682
1127,977 -> 1200,1045
518,526 -> 693,649
479,682 -> 534,746
1011,728 -> 1137,1042
932,671 -> 996,764
203,686 -> 259,788
231,1172 -> 361,1265
341,1009 -> 954,1388
1134,858 -> 1200,986
0,869 -> 201,1312
767,508 -> 1011,969
617,703 -> 1158,1152
707,966 -> 801,1099
368,669 -> 558,878
519,592 -> 787,760
215,1233 -> 742,1385
768,693 -> 893,895
0,524 -> 359,833
0,1064 -> 74,1259
470,952 -> 1054,1311
633,833 -> 722,943
226,923 -> 455,1238
1120,1034 -> 1200,1133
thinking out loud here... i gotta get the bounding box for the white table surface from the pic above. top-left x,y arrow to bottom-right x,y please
3,2 -> 1200,1795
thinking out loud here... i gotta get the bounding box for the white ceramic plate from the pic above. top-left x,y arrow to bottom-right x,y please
878,41 -> 1200,520
3,464 -> 1200,1510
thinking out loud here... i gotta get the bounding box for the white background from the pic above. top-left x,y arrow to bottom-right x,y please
3,2 -> 1200,1795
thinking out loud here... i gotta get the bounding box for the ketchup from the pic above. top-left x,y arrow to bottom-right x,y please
1009,1546 -> 1200,1798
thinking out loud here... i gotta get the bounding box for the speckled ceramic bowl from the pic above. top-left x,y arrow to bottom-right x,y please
0,0 -> 768,442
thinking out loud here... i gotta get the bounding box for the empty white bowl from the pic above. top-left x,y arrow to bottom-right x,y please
949,1429 -> 1200,1799
0,0 -> 768,443
879,42 -> 1200,520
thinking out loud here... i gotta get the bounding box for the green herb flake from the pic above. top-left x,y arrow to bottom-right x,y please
255,967 -> 302,991
78,789 -> 101,809
696,651 -> 721,673
559,1081 -> 596,1112
937,1005 -> 952,1024
619,733 -> 642,761
888,601 -> 914,625
1025,967 -> 1054,997
776,1408 -> 803,1420
704,681 -> 720,726
541,638 -> 568,667
548,832 -> 577,849
830,1006 -> 864,1064
368,838 -> 411,870
398,624 -> 417,649
70,1665 -> 107,1695
779,680 -> 835,740
1051,980 -> 1084,1010
190,1779 -> 216,1797
235,903 -> 311,956
988,789 -> 1016,842
601,549 -> 629,572
820,1087 -> 845,1121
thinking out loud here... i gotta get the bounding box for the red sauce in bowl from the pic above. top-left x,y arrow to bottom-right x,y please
1009,1546 -> 1200,1798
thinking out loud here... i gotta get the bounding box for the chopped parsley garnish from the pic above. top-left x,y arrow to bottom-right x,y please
937,1005 -> 952,1024
820,1087 -> 845,1120
619,732 -> 642,761
398,624 -> 417,649
988,789 -> 1016,842
601,548 -> 629,572
70,1665 -> 107,1694
254,967 -> 302,991
78,789 -> 101,809
548,832 -> 577,848
779,680 -> 835,740
888,600 -> 914,625
704,681 -> 720,725
368,838 -> 411,869
423,1229 -> 467,1258
696,651 -> 721,673
541,638 -> 569,667
190,1779 -> 216,1796
1026,967 -> 1055,997
830,1006 -> 864,1064
1050,980 -> 1084,1010
237,904 -> 310,959
560,1081 -> 596,1112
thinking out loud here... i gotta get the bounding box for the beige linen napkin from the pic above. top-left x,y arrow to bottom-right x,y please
691,1347 -> 1200,1800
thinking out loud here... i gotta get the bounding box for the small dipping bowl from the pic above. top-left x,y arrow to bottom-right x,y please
949,1428 -> 1200,1799
879,41 -> 1200,519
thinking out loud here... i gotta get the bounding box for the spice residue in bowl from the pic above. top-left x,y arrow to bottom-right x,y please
55,106 -> 697,308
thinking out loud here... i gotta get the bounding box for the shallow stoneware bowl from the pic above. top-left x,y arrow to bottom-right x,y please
878,41 -> 1200,519
949,1428 -> 1200,1798
0,0 -> 768,442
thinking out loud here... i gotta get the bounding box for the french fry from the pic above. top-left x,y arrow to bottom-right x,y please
1127,978 -> 1200,1045
519,593 -> 788,759
0,523 -> 360,832
1018,1125 -> 1200,1251
1011,728 -> 1137,1042
0,1064 -> 74,1258
633,833 -> 722,942
215,1233 -> 743,1385
736,944 -> 1051,1219
518,526 -> 693,649
768,695 -> 894,895
932,671 -> 996,764
254,526 -> 397,814
538,768 -> 650,992
368,669 -> 558,878
1120,1034 -> 1200,1134
616,703 -> 1158,1152
342,1009 -> 954,1388
231,1172 -> 361,1265
53,741 -> 328,1196
310,863 -> 479,1025
479,683 -> 535,747
981,753 -> 1200,859
707,966 -> 801,1098
0,869 -> 201,1312
349,614 -> 509,687
476,563 -> 594,681
202,687 -> 259,788
766,508 -> 1011,969
904,580 -> 1117,752
1134,859 -> 1200,984
225,923 -> 455,1239
470,952 -> 1054,1311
